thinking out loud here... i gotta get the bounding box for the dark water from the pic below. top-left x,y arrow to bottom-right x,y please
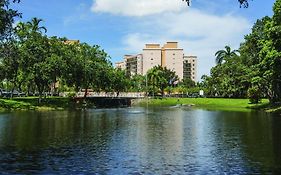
0,107 -> 281,174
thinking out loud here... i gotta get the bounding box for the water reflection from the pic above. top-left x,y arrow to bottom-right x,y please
0,108 -> 281,174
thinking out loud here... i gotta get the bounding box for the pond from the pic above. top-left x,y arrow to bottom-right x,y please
0,107 -> 281,174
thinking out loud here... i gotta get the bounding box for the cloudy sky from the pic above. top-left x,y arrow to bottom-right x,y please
13,0 -> 276,80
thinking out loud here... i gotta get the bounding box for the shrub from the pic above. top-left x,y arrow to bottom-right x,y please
247,86 -> 262,104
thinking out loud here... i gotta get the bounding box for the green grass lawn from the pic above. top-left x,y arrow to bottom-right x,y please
1,97 -> 279,113
137,98 -> 271,112
0,97 -> 72,111
0,98 -> 35,110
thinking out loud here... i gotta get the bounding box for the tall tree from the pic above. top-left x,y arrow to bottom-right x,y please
16,18 -> 51,101
111,68 -> 129,96
215,46 -> 239,64
147,66 -> 178,97
27,17 -> 47,33
258,0 -> 281,103
0,0 -> 21,41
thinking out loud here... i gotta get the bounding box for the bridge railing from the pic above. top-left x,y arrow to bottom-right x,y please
76,92 -> 146,98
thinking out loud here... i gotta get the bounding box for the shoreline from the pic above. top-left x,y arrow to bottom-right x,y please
133,98 -> 281,113
0,97 -> 71,111
0,97 -> 280,113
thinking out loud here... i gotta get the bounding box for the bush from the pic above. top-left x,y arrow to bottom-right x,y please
247,86 -> 262,104
67,92 -> 76,98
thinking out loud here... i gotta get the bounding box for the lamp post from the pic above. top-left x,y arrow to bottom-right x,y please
146,74 -> 148,97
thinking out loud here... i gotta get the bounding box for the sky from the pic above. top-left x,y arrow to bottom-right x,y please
12,0 -> 276,80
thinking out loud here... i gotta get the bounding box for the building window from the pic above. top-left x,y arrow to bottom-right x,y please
173,53 -> 175,56
151,58 -> 153,60
193,64 -> 195,66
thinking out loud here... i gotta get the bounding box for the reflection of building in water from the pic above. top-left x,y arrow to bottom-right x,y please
133,109 -> 184,165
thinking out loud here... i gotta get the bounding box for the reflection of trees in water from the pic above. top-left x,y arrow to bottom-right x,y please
0,110 -> 128,174
0,110 -> 126,149
270,113 -> 281,173
218,111 -> 281,173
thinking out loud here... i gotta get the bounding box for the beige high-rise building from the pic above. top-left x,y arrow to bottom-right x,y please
161,42 -> 184,80
183,55 -> 197,82
142,44 -> 162,74
115,42 -> 197,81
123,54 -> 143,76
115,61 -> 126,70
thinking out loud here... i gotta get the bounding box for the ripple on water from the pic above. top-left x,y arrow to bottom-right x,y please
0,108 -> 281,174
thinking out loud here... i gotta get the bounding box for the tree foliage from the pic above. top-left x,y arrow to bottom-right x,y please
202,0 -> 281,103
0,0 -> 21,41
215,46 -> 239,65
0,16 -> 128,100
182,0 -> 251,8
146,66 -> 178,96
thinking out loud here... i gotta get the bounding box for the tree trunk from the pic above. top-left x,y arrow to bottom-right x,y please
36,83 -> 44,104
83,86 -> 88,99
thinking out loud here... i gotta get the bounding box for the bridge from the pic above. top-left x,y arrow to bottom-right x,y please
73,92 -> 146,107
75,92 -> 146,99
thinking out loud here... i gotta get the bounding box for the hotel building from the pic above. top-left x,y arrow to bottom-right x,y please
116,42 -> 197,82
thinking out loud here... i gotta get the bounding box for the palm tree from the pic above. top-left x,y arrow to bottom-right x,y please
215,46 -> 239,65
147,66 -> 161,97
15,22 -> 28,39
27,17 -> 47,33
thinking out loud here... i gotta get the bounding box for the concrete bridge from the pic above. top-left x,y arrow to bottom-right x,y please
76,92 -> 146,99
73,92 -> 146,107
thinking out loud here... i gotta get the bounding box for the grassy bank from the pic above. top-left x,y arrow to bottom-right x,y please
1,97 -> 280,113
0,97 -> 73,111
136,98 -> 273,112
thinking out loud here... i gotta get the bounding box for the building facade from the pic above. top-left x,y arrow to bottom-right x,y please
116,42 -> 197,81
161,42 -> 184,80
183,55 -> 197,82
124,54 -> 143,76
115,61 -> 126,70
142,44 -> 162,74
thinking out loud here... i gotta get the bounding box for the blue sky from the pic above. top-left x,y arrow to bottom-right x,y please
13,0 -> 276,80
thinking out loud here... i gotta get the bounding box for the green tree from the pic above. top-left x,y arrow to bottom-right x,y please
111,68 -> 129,96
147,66 -> 178,97
16,18 -> 51,100
215,46 -> 239,64
180,77 -> 196,88
26,17 -> 47,34
258,0 -> 281,103
129,74 -> 145,92
0,0 -> 21,40
0,40 -> 21,96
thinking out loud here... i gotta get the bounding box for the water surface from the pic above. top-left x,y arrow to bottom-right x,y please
0,107 -> 281,174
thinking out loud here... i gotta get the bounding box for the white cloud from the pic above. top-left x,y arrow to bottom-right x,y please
91,0 -> 186,17
90,0 -> 251,80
